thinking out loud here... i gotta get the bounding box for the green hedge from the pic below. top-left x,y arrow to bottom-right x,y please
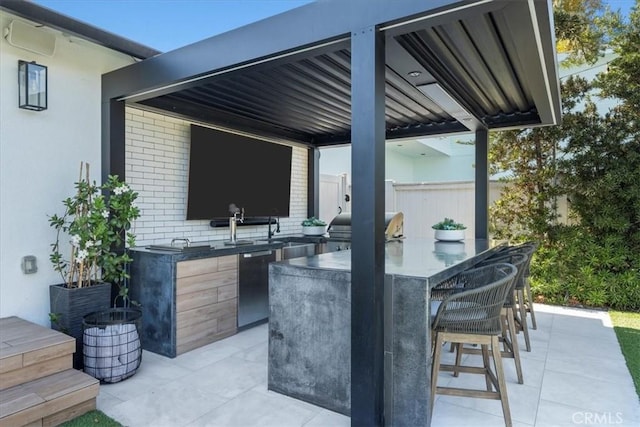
530,227 -> 640,311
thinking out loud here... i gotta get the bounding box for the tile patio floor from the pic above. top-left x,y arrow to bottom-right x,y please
97,304 -> 640,426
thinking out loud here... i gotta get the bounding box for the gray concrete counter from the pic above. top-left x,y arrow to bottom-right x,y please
268,238 -> 496,426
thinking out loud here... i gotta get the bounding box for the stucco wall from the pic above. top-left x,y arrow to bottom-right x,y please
0,11 -> 310,328
0,12 -> 138,327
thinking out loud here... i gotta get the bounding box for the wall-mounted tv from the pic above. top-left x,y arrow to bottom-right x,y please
186,125 -> 292,220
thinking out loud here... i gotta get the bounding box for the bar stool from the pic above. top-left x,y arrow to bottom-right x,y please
451,253 -> 528,384
430,263 -> 517,427
514,242 -> 539,330
500,243 -> 538,351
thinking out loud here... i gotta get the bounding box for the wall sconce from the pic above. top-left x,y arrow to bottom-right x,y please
18,60 -> 47,111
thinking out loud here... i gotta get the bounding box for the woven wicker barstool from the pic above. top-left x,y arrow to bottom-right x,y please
430,263 -> 517,427
455,253 -> 529,384
499,242 -> 538,351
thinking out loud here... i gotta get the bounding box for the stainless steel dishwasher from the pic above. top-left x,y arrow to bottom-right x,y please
238,249 -> 276,329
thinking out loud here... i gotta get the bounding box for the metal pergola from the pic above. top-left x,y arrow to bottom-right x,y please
97,1 -> 560,425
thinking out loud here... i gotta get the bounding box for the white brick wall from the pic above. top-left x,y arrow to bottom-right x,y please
125,108 -> 308,246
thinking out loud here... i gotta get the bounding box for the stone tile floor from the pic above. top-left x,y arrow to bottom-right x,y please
98,304 -> 640,426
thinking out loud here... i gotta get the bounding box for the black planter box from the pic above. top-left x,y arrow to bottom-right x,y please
49,282 -> 112,369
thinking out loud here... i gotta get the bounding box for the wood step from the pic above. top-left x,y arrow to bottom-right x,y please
0,368 -> 99,427
0,317 -> 75,391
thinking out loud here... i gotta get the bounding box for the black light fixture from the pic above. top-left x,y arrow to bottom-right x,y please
18,60 -> 47,111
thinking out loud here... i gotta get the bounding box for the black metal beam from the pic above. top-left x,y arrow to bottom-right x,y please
475,128 -> 488,239
307,147 -> 320,219
350,25 -> 386,427
313,120 -> 469,146
101,99 -> 125,183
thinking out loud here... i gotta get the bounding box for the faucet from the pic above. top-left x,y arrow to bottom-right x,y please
171,237 -> 190,247
228,204 -> 244,243
268,215 -> 280,240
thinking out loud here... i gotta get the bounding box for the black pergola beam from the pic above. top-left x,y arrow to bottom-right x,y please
475,128 -> 489,239
350,25 -> 386,427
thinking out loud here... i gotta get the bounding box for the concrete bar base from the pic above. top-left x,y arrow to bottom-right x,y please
268,239 -> 496,426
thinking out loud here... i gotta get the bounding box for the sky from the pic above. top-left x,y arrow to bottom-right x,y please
33,0 -> 636,53
33,0 -> 314,52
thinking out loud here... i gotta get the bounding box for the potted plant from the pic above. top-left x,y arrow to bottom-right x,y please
301,216 -> 327,236
48,162 -> 140,368
432,217 -> 466,241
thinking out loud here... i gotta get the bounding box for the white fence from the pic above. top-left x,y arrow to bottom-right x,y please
388,181 -> 505,239
319,176 -> 505,238
318,173 -> 349,224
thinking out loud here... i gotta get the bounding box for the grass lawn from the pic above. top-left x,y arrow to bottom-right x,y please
60,410 -> 122,427
610,310 -> 640,400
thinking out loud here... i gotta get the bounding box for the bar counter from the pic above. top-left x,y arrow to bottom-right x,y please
267,238 -> 498,426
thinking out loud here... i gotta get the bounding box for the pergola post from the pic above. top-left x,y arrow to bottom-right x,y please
102,98 -> 126,183
350,25 -> 386,426
475,128 -> 489,239
307,147 -> 320,219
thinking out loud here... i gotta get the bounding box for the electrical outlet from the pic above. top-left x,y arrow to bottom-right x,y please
21,255 -> 37,274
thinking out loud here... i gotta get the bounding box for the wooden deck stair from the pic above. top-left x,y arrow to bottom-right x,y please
0,316 -> 99,427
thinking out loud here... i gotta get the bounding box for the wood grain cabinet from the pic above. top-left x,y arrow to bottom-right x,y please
129,250 -> 239,358
176,255 -> 238,355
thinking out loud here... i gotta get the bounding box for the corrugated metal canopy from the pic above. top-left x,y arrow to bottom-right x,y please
105,0 -> 561,146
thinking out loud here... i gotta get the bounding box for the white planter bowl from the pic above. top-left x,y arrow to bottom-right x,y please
434,229 -> 465,241
302,225 -> 326,236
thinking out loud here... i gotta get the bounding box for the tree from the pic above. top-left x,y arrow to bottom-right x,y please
553,0 -> 607,66
489,0 -> 611,243
489,1 -> 639,309
552,4 -> 640,309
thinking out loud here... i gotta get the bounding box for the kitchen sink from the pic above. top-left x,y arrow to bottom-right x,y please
146,243 -> 210,252
281,242 -> 316,259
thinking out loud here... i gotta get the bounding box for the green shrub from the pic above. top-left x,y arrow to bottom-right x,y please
530,226 -> 640,310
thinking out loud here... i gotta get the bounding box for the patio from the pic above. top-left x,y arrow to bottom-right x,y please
97,304 -> 640,427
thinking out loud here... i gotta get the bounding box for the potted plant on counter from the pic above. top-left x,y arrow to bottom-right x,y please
301,216 -> 327,236
48,161 -> 140,368
432,217 -> 466,241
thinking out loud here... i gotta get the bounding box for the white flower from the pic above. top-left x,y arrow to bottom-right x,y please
113,185 -> 130,195
85,240 -> 94,248
102,209 -> 109,219
75,249 -> 88,263
70,234 -> 81,247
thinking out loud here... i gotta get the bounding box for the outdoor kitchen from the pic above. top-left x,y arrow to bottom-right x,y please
126,210 -> 404,358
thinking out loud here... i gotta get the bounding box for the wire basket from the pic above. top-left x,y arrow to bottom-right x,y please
82,308 -> 142,383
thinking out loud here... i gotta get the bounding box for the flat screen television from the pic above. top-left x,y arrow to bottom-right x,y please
186,125 -> 292,220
